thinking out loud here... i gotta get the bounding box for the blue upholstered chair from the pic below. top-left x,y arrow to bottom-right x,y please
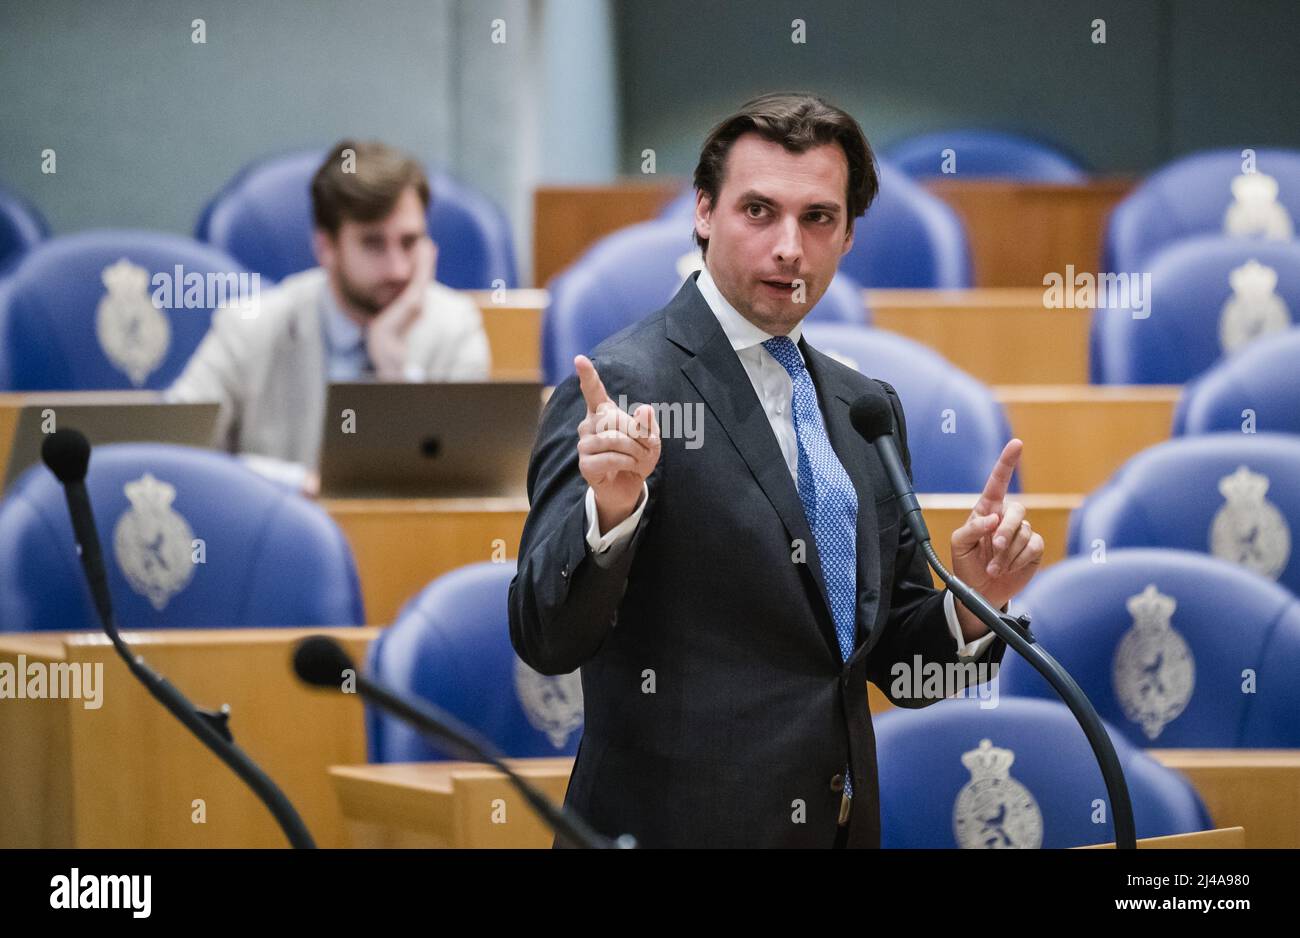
883,128 -> 1086,182
1174,326 -> 1300,436
0,184 -> 47,276
1067,434 -> 1300,596
998,549 -> 1300,748
0,230 -> 251,391
1103,147 -> 1300,274
1090,236 -> 1300,384
366,562 -> 584,762
196,148 -> 517,289
875,697 -> 1212,848
0,443 -> 363,632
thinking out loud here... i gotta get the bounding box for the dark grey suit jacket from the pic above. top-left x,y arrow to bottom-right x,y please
509,271 -> 1007,848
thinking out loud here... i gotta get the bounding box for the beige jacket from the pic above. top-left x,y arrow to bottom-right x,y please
167,267 -> 490,473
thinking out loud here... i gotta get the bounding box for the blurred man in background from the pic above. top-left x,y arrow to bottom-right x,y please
168,139 -> 490,494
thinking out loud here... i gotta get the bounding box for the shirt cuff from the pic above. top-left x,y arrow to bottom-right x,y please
945,590 -> 998,659
584,483 -> 648,569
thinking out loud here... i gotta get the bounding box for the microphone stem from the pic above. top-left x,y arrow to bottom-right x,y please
918,539 -> 1138,849
358,675 -> 621,849
61,489 -> 317,849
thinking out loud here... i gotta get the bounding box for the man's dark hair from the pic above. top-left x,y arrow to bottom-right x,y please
311,139 -> 431,234
691,92 -> 878,256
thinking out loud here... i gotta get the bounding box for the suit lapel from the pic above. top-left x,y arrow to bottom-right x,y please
668,275 -> 843,660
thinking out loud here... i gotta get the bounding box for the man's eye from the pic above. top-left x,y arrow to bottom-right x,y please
746,204 -> 766,218
807,212 -> 832,224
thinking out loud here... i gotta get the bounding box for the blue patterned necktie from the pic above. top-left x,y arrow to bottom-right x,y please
763,336 -> 859,798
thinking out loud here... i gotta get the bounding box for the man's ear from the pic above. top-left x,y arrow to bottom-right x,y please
694,191 -> 713,242
841,221 -> 855,257
312,228 -> 336,271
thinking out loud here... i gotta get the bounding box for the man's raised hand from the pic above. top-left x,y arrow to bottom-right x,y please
367,236 -> 437,379
949,438 -> 1044,615
575,354 -> 660,535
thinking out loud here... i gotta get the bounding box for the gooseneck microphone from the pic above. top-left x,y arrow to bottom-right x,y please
850,387 -> 1137,850
293,635 -> 628,849
41,429 -> 316,849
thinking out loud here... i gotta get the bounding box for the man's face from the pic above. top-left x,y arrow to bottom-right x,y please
314,186 -> 428,317
694,133 -> 854,335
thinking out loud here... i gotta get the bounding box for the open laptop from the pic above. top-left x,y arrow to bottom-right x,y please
2,393 -> 220,491
318,382 -> 543,498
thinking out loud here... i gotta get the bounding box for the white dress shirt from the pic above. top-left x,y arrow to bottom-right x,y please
582,265 -> 997,659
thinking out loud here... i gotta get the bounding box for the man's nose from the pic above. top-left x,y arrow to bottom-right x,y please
773,217 -> 803,266
382,245 -> 411,280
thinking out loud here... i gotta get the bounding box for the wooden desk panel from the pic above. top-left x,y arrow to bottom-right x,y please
923,178 -> 1134,288
869,288 -> 1089,385
0,634 -> 73,848
1152,749 -> 1300,850
533,183 -> 682,287
324,498 -> 528,626
0,627 -> 378,848
1077,827 -> 1245,849
331,758 -> 573,848
995,385 -> 1179,494
471,289 -> 547,382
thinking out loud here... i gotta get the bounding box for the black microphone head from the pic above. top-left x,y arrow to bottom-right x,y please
849,387 -> 896,442
41,428 -> 91,484
293,635 -> 357,689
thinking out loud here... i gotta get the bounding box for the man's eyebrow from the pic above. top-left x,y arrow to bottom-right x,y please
734,190 -> 842,213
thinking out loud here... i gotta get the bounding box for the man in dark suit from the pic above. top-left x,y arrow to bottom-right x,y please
509,92 -> 1045,848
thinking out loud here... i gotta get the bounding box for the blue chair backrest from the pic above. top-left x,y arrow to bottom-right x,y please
540,217 -> 866,385
366,561 -> 584,762
0,230 -> 252,391
196,148 -> 517,289
999,549 -> 1300,748
0,185 -> 47,276
1104,147 -> 1300,273
875,697 -> 1211,848
1174,326 -> 1300,436
1090,235 -> 1300,384
0,443 -> 363,632
1067,434 -> 1300,596
883,128 -> 1087,182
801,323 -> 1016,493
658,161 -> 971,288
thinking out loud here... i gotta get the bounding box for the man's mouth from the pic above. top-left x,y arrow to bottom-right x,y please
760,278 -> 796,293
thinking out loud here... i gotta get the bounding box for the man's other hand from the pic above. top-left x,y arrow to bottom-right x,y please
949,438 -> 1044,638
575,354 -> 660,534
